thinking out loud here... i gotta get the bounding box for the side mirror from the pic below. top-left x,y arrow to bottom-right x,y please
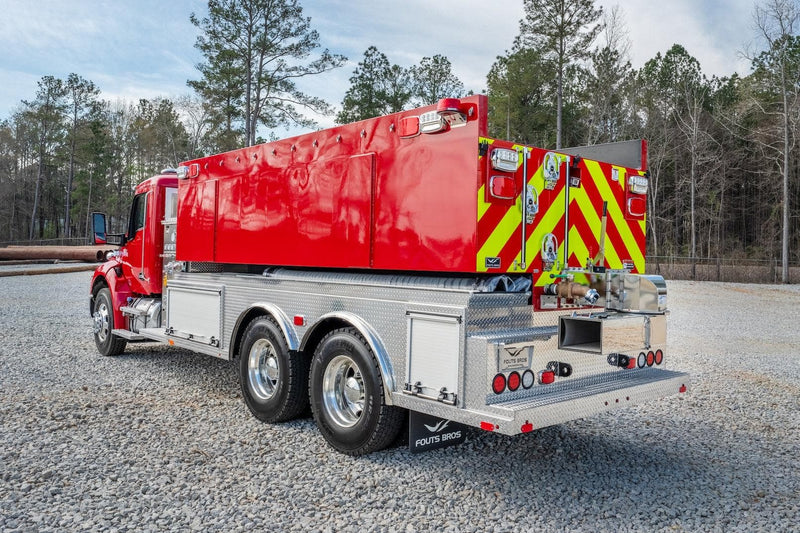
92,211 -> 126,246
91,212 -> 107,245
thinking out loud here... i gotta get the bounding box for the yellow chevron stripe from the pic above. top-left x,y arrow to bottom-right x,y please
572,188 -> 623,269
521,187 -> 568,281
477,184 -> 491,221
568,225 -> 590,265
509,158 -> 569,280
477,199 -> 522,270
584,160 -> 645,272
477,143 -> 531,271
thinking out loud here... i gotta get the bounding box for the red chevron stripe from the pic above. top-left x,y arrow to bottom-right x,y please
568,206 -> 600,263
581,164 -> 646,247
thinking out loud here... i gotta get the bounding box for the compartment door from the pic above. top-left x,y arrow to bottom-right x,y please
405,313 -> 462,404
476,142 -> 534,274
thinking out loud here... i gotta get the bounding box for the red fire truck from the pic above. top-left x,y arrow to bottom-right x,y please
90,95 -> 687,455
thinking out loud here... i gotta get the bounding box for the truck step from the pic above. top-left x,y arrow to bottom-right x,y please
111,328 -> 148,341
492,369 -> 687,412
120,305 -> 147,316
470,326 -> 557,343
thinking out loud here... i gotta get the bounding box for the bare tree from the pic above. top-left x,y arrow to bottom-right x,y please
64,74 -> 99,239
23,76 -> 66,240
752,0 -> 800,282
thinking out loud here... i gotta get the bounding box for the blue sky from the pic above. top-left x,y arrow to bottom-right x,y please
1,0 -> 756,135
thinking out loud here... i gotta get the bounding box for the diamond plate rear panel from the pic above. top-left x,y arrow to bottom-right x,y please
167,269 -> 686,433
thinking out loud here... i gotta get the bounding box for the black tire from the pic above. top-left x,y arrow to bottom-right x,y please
92,287 -> 127,356
310,327 -> 403,455
239,317 -> 309,423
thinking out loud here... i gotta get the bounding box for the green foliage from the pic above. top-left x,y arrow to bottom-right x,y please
411,55 -> 465,105
517,0 -> 604,148
337,47 -> 413,123
337,48 -> 468,123
486,47 -> 557,146
190,0 -> 345,146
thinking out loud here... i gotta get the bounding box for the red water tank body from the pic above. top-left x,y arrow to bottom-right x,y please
177,95 -> 647,277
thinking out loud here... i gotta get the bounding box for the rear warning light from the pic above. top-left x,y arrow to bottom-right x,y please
489,175 -> 517,199
538,370 -> 555,385
419,111 -> 446,134
492,374 -> 506,394
521,421 -> 534,433
679,384 -> 687,393
646,351 -> 655,367
627,197 -> 646,217
480,421 -> 496,431
628,174 -> 648,194
507,371 -> 521,392
399,116 -> 420,138
521,369 -> 535,389
491,148 -> 518,172
654,349 -> 664,365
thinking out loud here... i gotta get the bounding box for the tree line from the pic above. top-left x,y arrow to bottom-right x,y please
0,0 -> 798,281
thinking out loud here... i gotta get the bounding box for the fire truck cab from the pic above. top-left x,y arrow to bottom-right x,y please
90,95 -> 687,455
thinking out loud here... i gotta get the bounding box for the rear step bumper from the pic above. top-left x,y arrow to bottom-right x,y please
470,369 -> 689,435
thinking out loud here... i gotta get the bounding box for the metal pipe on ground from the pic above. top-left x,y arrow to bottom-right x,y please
0,246 -> 115,263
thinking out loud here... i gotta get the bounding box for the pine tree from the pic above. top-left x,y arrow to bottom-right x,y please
337,47 -> 413,123
190,0 -> 345,147
518,0 -> 603,148
411,55 -> 465,105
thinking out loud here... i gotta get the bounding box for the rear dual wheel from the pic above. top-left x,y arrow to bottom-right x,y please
239,317 -> 308,422
310,328 -> 404,456
239,320 -> 403,455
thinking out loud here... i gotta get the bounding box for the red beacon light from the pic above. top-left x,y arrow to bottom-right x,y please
436,97 -> 470,128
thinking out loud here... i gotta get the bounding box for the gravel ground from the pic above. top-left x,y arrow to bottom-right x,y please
1,272 -> 798,532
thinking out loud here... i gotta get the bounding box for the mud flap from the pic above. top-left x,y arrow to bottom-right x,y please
408,412 -> 467,453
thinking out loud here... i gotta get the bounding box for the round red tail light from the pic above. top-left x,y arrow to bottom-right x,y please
507,371 -> 521,391
646,351 -> 655,366
654,349 -> 664,365
492,373 -> 506,394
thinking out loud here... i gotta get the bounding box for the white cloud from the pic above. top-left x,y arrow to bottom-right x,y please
595,0 -> 754,77
0,0 -> 764,131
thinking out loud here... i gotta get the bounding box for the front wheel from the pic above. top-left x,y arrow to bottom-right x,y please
92,287 -> 127,356
310,328 -> 403,455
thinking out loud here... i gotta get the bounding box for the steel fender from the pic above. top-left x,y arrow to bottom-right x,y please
301,311 -> 396,405
229,302 -> 300,360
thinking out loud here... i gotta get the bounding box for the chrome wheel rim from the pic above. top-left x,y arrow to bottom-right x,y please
322,355 -> 364,428
93,301 -> 110,342
248,339 -> 279,401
